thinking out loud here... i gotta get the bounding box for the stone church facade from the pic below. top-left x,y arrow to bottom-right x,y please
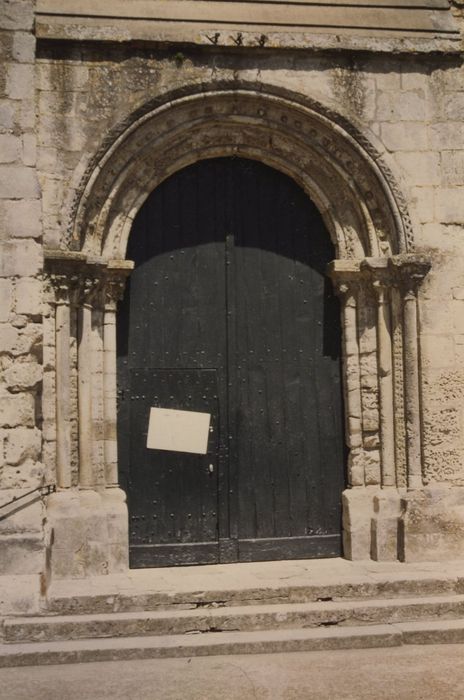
2,0 -> 464,613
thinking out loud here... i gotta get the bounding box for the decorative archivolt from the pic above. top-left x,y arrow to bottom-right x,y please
66,85 -> 414,261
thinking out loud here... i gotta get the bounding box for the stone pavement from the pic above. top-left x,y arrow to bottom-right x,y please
1,644 -> 464,700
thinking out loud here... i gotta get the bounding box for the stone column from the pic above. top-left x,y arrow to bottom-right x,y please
373,279 -> 395,487
77,276 -> 99,489
44,252 -> 89,580
101,261 -> 133,573
51,275 -> 73,490
328,262 -> 364,487
103,265 -> 131,487
393,257 -> 431,491
337,281 -> 364,487
328,261 -> 373,559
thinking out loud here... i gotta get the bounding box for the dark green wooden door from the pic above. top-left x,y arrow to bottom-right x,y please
117,157 -> 345,567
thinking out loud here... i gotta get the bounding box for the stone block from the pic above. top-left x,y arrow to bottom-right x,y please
48,490 -> 111,579
443,93 -> 464,121
10,322 -> 42,356
429,122 -> 464,150
455,307 -> 464,334
380,122 -> 428,152
420,299 -> 454,334
342,488 -> 374,560
0,322 -> 19,351
4,359 -> 42,391
399,487 -> 464,562
0,492 -> 43,534
370,491 -> 401,561
108,543 -> 129,573
441,151 -> 464,187
0,165 -> 40,199
5,63 -> 34,100
21,133 -> 36,166
103,487 -> 129,543
0,198 -> 42,239
12,31 -> 35,63
411,186 -> 434,224
376,91 -> 427,121
363,409 -> 379,434
1,458 -> 44,489
395,152 -> 440,187
364,450 -> 381,485
420,334 -> 455,369
0,0 -> 34,31
0,533 -> 44,574
5,426 -> 41,465
0,134 -> 21,163
0,99 -> 15,131
435,187 -> 464,224
0,392 -> 35,428
401,70 -> 428,91
0,240 -> 42,277
14,277 -> 42,315
0,278 -> 13,321
18,97 -> 34,130
0,574 -> 41,615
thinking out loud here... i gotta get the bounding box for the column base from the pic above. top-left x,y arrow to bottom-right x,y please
102,486 -> 129,573
343,486 -> 403,561
399,486 -> 464,562
47,489 -> 110,579
342,487 -> 375,560
47,487 -> 129,580
371,489 -> 402,561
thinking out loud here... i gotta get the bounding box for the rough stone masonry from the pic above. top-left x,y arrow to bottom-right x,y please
1,0 -> 464,614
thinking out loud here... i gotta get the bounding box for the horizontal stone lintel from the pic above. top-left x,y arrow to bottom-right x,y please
35,0 -> 461,54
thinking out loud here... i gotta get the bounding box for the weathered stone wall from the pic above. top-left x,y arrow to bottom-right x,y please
1,2 -> 464,587
0,0 -> 44,609
35,45 -> 464,494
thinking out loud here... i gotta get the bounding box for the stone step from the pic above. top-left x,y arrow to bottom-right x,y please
46,571 -> 464,615
2,620 -> 464,668
5,595 -> 464,643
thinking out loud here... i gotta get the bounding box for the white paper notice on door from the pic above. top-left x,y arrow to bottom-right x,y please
146,407 -> 211,455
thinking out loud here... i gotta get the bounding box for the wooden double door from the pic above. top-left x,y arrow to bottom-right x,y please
117,157 -> 345,567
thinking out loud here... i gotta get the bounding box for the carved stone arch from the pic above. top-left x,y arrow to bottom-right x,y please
67,86 -> 414,260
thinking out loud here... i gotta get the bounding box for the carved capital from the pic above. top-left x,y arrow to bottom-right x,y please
361,257 -> 392,283
327,260 -> 361,304
388,254 -> 431,298
44,250 -> 87,305
104,260 -> 134,310
79,274 -> 102,306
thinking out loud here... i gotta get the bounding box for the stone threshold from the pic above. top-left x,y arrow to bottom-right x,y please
45,558 -> 464,615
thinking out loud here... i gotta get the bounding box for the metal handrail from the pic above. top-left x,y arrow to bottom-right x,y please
0,484 -> 56,518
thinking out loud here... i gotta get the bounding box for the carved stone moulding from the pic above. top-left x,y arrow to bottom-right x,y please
65,87 -> 414,262
44,249 -> 134,306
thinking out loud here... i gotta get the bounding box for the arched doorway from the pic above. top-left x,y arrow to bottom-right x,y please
44,87 -> 432,581
117,157 -> 345,567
